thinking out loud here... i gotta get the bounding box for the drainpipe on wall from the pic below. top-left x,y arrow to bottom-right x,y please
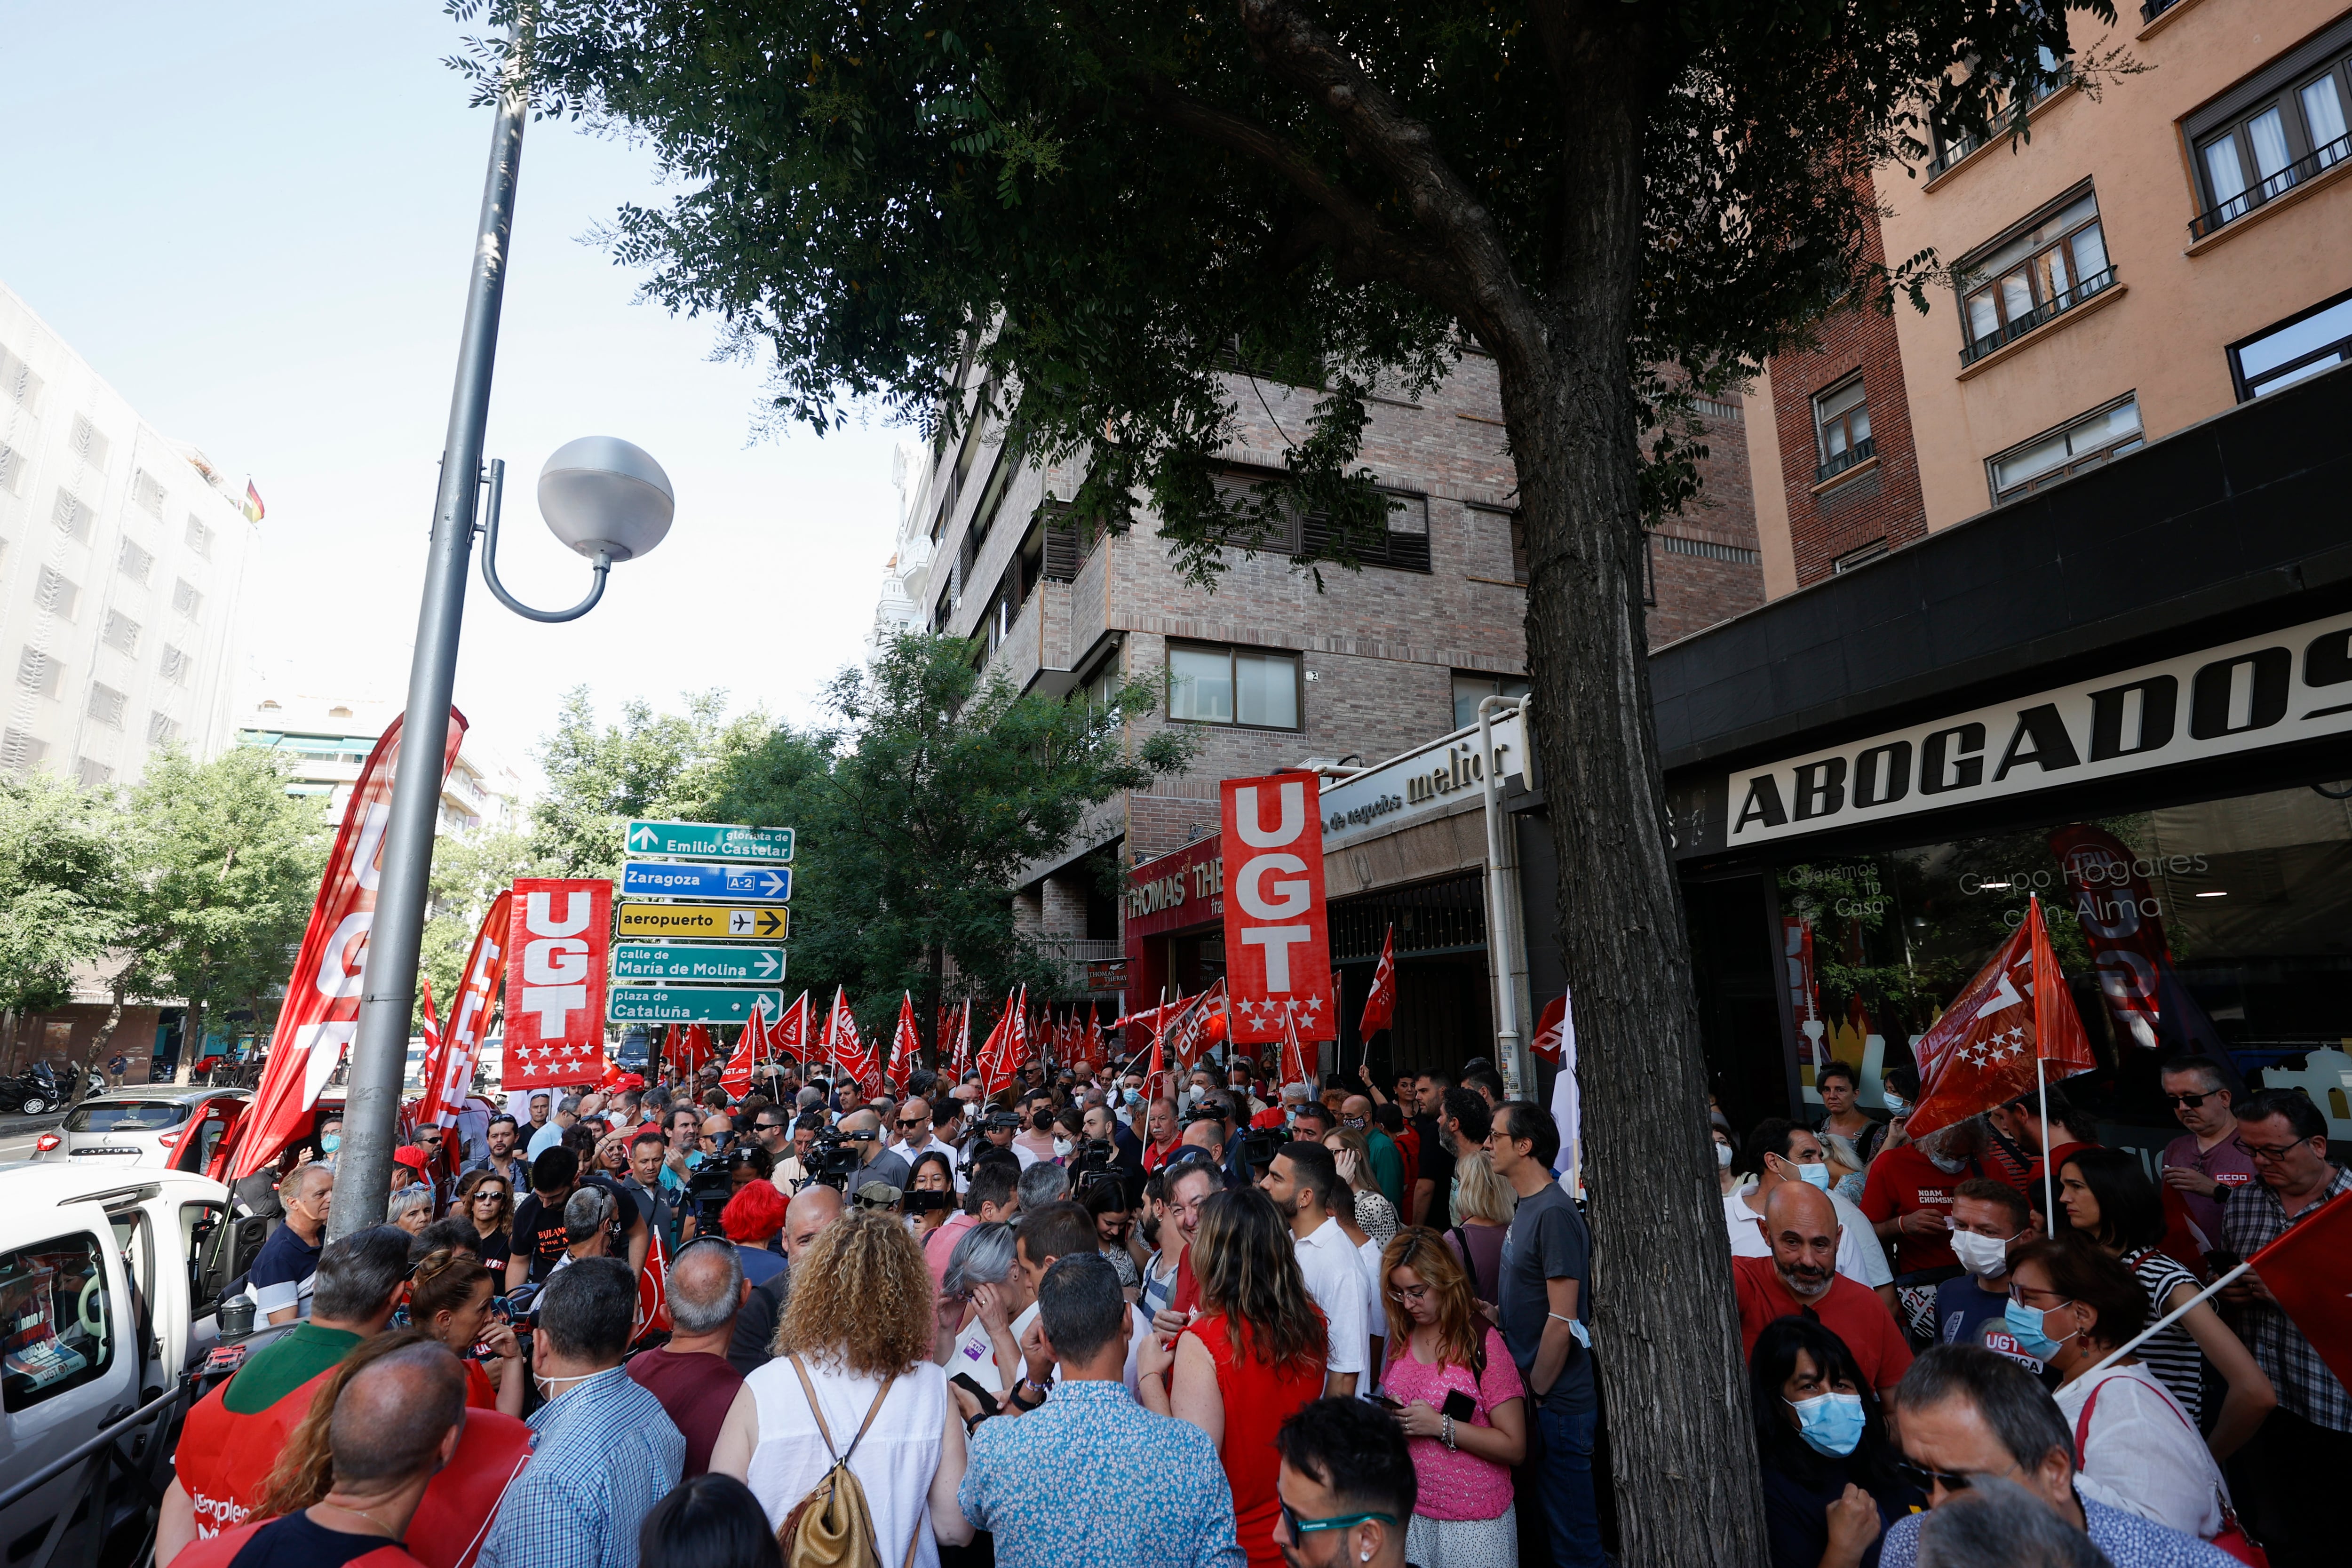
1477,697 -> 1534,1098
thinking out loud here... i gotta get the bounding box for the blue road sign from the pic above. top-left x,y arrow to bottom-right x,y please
620,861 -> 793,903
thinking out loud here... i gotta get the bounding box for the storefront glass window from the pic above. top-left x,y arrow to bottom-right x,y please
1773,781 -> 2352,1143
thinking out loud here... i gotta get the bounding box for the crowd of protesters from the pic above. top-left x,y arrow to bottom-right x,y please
164,1042 -> 2346,1568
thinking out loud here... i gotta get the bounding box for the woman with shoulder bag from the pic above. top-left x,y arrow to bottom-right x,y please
711,1209 -> 975,1565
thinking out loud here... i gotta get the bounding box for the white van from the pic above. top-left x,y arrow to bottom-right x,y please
0,1164 -> 240,1561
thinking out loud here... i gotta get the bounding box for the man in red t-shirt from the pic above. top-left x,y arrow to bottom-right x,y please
1859,1131 -> 1978,1277
1732,1185 -> 1913,1396
1139,1097 -> 1182,1171
170,1342 -> 466,1568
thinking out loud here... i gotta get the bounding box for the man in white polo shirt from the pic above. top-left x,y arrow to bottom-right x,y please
1725,1117 -> 1895,1310
1261,1140 -> 1369,1398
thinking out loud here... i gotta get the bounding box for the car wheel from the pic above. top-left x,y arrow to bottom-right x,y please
18,1096 -> 46,1115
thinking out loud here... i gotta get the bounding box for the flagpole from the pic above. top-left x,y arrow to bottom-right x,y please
2037,1053 -> 2054,1227
2080,1261 -> 2252,1379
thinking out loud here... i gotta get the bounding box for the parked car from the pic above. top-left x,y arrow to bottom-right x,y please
0,1163 -> 247,1564
33,1090 -> 251,1172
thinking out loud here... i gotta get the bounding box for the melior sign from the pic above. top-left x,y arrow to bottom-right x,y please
1221,772 -> 1334,1043
503,878 -> 613,1089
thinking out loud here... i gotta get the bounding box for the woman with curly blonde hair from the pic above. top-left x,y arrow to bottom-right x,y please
711,1208 -> 974,1559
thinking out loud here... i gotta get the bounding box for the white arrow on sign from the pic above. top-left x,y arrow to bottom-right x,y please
755,950 -> 780,977
760,870 -> 786,896
629,824 -> 660,849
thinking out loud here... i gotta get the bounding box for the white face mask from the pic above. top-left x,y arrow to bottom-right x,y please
1715,1141 -> 1734,1169
1052,1137 -> 1074,1159
1949,1229 -> 2013,1280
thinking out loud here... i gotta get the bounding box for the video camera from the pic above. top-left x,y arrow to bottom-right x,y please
683,1162 -> 736,1231
802,1127 -> 866,1193
1068,1137 -> 1122,1195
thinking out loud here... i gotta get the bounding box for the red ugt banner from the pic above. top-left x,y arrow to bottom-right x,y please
502,879 -> 612,1090
1222,772 -> 1334,1043
418,889 -> 512,1128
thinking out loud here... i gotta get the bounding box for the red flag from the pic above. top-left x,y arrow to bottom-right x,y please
1147,1028 -> 1168,1102
1359,924 -> 1398,1037
502,881 -> 613,1091
2247,1190 -> 2352,1395
950,998 -> 973,1079
767,992 -> 809,1066
824,987 -> 875,1087
1907,896 -> 2097,1141
975,992 -> 1020,1099
660,1024 -> 681,1078
1165,981 -> 1228,1071
233,709 -> 468,1178
634,1210 -> 672,1342
1083,1008 -> 1103,1076
720,999 -> 764,1098
1530,995 -> 1569,1066
419,891 -> 512,1130
1278,1005 -> 1312,1089
889,993 -> 920,1093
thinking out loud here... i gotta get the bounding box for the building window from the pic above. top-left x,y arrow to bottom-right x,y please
75,758 -> 112,790
185,516 -> 213,558
1957,188 -> 2114,364
16,647 -> 60,700
1167,643 -> 1301,730
132,469 -> 167,517
68,415 -> 110,476
87,685 -> 127,729
160,644 -> 190,685
1812,378 -> 1875,482
0,343 -> 42,414
1833,539 -> 1891,574
1928,47 -> 2069,176
118,539 -> 153,583
147,712 -> 180,747
1986,396 -> 2144,504
2190,41 -> 2352,239
102,612 -> 141,656
172,579 -> 203,620
51,488 -> 93,543
2229,289 -> 2352,400
1451,672 -> 1530,731
0,440 -> 23,497
1,730 -> 46,776
35,568 -> 78,622
1208,468 -> 1431,573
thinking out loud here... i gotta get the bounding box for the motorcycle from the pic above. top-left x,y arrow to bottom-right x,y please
0,1062 -> 64,1116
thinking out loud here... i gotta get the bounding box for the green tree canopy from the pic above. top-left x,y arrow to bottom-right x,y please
120,747 -> 328,1059
529,686 -> 773,880
0,772 -> 127,1016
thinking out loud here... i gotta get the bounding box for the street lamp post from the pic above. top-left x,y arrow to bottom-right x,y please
325,38 -> 673,1241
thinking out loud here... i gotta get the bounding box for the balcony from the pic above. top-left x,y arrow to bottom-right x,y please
1959,266 -> 2118,366
2189,134 -> 2352,241
1925,66 -> 2073,180
1814,436 -> 1877,486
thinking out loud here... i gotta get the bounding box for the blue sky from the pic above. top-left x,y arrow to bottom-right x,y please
2,0 -> 908,788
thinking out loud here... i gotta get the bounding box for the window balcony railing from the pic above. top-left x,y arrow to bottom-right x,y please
2140,0 -> 2181,22
1925,66 -> 2073,178
2190,134 -> 2352,240
1814,436 -> 1877,486
1959,266 -> 2118,366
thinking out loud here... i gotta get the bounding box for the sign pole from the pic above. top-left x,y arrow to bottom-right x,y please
1476,698 -> 1530,1098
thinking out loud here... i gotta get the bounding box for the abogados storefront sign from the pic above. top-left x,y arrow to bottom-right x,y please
1720,612 -> 2352,849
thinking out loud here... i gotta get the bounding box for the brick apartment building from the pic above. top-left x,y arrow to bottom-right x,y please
870,344 -> 1764,1009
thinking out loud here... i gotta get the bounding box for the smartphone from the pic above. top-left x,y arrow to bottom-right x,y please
949,1371 -> 1001,1419
1373,1393 -> 1405,1411
1441,1389 -> 1477,1422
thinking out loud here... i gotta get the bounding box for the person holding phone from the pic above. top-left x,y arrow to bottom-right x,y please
1376,1228 -> 1527,1566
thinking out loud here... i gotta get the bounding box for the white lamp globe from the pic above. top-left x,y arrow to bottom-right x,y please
536,437 -> 674,561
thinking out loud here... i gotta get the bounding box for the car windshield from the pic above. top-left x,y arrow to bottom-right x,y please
64,1099 -> 192,1133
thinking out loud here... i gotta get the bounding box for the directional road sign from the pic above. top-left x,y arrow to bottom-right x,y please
625,819 -> 795,864
620,861 -> 792,903
612,942 -> 787,985
615,903 -> 791,941
608,985 -> 787,1025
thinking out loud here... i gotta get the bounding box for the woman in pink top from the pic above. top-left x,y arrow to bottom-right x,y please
1378,1228 -> 1528,1567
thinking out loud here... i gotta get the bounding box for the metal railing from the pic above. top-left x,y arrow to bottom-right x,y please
2190,134 -> 2352,239
2141,0 -> 2181,22
1814,435 -> 1877,485
1925,67 -> 2072,178
1959,266 -> 2118,365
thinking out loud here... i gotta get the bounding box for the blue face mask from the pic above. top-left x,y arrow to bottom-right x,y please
320,1133 -> 341,1153
1882,1093 -> 1907,1114
1123,1090 -> 1141,1107
2002,1297 -> 2074,1361
1796,1161 -> 1831,1192
1787,1392 -> 1867,1457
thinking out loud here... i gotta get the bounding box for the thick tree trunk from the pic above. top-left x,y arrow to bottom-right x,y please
1494,64 -> 1769,1568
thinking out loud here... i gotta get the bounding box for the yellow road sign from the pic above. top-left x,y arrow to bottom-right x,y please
616,902 -> 791,941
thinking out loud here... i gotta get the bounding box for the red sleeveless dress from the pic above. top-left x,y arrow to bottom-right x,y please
1185,1311 -> 1326,1568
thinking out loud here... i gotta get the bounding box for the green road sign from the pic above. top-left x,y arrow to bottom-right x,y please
608,985 -> 787,1025
624,819 -> 795,864
612,942 -> 786,985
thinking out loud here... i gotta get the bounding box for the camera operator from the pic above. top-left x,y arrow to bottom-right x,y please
1183,1095 -> 1256,1191
770,1113 -> 825,1194
977,1105 -> 1029,1167
839,1108 -> 914,1190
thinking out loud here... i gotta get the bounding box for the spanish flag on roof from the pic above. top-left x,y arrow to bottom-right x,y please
242,480 -> 265,523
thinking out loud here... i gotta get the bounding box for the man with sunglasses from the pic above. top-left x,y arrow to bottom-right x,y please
895,1096 -> 967,1191
1874,1343 -> 2236,1568
838,1107 -> 914,1191
2154,1057 -> 2256,1251
2216,1087 -> 2351,1568
1269,1398 -> 1411,1568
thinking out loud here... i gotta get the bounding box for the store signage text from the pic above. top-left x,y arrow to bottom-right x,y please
1127,855 -> 1224,918
1319,708 -> 1526,849
1726,614 -> 2352,847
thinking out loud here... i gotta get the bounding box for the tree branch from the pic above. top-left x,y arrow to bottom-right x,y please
1230,0 -> 1546,356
